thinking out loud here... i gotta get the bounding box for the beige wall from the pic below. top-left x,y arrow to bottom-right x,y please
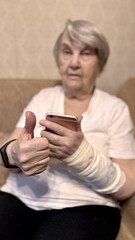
0,0 -> 135,94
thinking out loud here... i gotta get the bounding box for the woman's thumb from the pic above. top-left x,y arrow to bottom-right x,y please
23,111 -> 36,139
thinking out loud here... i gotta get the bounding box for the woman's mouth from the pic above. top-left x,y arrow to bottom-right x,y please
68,73 -> 81,79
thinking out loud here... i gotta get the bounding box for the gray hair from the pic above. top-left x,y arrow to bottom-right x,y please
53,19 -> 110,71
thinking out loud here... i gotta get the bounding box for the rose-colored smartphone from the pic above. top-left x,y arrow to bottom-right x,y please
46,112 -> 79,131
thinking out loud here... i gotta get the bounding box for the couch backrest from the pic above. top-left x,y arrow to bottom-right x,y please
0,79 -> 60,133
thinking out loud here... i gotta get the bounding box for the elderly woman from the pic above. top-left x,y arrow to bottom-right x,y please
0,19 -> 135,240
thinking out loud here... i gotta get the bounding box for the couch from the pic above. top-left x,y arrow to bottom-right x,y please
0,78 -> 135,240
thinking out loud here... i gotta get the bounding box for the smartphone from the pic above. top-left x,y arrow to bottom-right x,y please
46,112 -> 79,131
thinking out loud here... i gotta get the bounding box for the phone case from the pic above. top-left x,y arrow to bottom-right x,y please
46,112 -> 79,131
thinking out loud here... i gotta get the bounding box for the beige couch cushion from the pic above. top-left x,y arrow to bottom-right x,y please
0,79 -> 60,133
0,132 -> 10,186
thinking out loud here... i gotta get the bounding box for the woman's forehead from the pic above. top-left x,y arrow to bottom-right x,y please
61,31 -> 86,49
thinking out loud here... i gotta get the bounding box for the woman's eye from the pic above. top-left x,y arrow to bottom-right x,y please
81,48 -> 96,60
81,51 -> 91,56
62,49 -> 72,55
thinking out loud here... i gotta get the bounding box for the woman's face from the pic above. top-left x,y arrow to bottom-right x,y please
58,31 -> 101,97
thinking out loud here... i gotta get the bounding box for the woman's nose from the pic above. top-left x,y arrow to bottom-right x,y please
69,53 -> 80,68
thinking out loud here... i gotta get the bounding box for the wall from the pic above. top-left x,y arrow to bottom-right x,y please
0,0 -> 135,94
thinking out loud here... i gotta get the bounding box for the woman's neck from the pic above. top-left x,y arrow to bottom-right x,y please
64,93 -> 92,116
64,85 -> 95,100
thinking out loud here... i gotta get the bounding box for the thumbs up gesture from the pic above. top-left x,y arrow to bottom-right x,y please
8,111 -> 50,176
23,110 -> 36,140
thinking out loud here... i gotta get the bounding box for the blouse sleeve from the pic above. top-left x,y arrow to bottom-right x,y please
107,99 -> 135,159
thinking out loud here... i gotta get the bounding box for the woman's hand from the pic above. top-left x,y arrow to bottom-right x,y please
40,116 -> 84,160
7,111 -> 50,176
